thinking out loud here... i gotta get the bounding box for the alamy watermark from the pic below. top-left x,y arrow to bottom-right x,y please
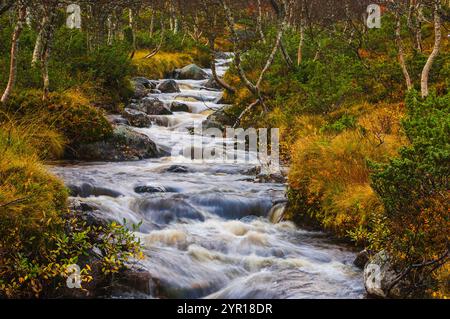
66,4 -> 81,29
66,264 -> 82,289
367,4 -> 381,29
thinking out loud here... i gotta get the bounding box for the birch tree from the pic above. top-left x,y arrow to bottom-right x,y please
420,0 -> 442,97
219,0 -> 292,121
1,1 -> 28,104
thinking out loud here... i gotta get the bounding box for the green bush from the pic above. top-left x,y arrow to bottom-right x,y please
320,114 -> 357,134
370,91 -> 449,294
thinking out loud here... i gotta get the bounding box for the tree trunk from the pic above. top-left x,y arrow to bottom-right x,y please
256,18 -> 288,88
32,16 -> 47,67
1,5 -> 27,104
395,16 -> 413,91
280,40 -> 294,69
411,2 -> 424,53
220,0 -> 258,95
256,0 -> 266,43
173,15 -> 178,34
41,9 -> 57,101
420,0 -> 441,98
41,45 -> 50,100
415,23 -> 423,53
149,9 -> 155,37
208,37 -> 236,94
129,8 -> 136,50
297,23 -> 304,66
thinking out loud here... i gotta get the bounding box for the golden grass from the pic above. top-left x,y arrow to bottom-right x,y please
0,113 -> 66,160
0,119 -> 68,231
132,50 -> 194,79
287,103 -> 407,238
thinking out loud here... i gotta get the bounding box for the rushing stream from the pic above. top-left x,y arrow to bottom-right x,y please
51,55 -> 364,299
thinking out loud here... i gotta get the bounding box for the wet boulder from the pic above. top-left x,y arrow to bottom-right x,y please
135,185 -> 167,194
123,108 -> 152,127
68,198 -> 111,229
106,114 -> 129,126
130,77 -> 156,99
177,64 -> 210,80
147,115 -> 171,127
157,79 -> 180,93
268,203 -> 287,224
170,101 -> 190,112
164,165 -> 190,173
142,97 -> 173,115
242,166 -> 262,176
68,183 -> 123,198
204,78 -> 222,90
354,249 -> 371,269
108,267 -> 157,297
202,105 -> 236,130
254,173 -> 286,184
130,97 -> 173,116
70,126 -> 164,161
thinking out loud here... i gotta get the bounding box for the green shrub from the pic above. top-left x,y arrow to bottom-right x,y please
370,91 -> 449,294
320,114 -> 357,134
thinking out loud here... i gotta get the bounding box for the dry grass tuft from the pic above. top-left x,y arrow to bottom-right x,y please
287,103 -> 407,239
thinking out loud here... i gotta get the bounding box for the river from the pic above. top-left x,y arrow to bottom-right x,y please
51,55 -> 364,299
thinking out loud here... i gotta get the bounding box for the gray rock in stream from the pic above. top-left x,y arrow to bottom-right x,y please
108,267 -> 157,297
170,101 -> 190,112
157,79 -> 181,93
123,108 -> 152,127
254,173 -> 286,184
129,97 -> 173,116
176,64 -> 210,80
164,165 -> 190,173
354,249 -> 371,269
202,105 -> 236,130
68,183 -> 123,198
204,77 -> 222,90
70,126 -> 165,161
130,77 -> 157,99
134,185 -> 176,194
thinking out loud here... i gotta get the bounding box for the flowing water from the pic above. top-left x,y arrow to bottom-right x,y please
51,55 -> 364,299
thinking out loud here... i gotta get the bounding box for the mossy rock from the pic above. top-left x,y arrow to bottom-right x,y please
69,126 -> 166,161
